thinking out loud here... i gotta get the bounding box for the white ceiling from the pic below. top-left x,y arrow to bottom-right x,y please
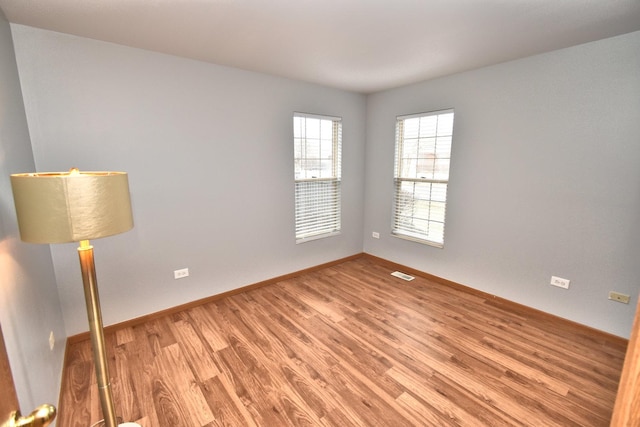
1,0 -> 639,94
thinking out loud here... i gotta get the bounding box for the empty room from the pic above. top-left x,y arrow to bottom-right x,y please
1,1 -> 640,426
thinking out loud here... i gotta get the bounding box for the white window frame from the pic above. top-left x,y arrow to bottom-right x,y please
293,112 -> 342,243
392,109 -> 454,247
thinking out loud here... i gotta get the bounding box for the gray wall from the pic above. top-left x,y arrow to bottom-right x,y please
0,10 -> 65,420
364,31 -> 640,338
11,24 -> 367,336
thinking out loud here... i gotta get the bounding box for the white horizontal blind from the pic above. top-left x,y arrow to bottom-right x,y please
392,109 -> 454,247
294,113 -> 342,242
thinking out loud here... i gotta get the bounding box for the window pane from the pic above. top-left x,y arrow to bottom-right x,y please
431,183 -> 447,202
294,137 -> 303,158
320,160 -> 333,178
433,159 -> 450,180
435,136 -> 452,157
307,140 -> 320,159
417,158 -> 435,179
306,119 -> 320,139
419,115 -> 438,137
320,120 -> 333,140
294,160 -> 302,179
429,201 -> 446,222
403,139 -> 418,159
427,221 -> 444,243
400,159 -> 417,178
437,113 -> 454,135
418,138 -> 436,158
403,118 -> 420,139
320,141 -> 333,159
293,116 -> 304,138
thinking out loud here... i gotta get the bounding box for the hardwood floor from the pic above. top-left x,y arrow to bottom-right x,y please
58,257 -> 627,426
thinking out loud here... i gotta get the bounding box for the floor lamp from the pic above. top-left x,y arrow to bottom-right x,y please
10,168 -> 141,427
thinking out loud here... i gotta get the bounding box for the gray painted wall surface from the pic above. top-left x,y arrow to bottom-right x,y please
11,24 -> 367,336
364,31 -> 640,338
0,11 -> 65,421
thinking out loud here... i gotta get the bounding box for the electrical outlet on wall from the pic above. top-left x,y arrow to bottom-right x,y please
550,276 -> 570,289
609,291 -> 630,304
174,268 -> 189,279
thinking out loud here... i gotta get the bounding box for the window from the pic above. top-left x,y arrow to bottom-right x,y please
393,109 -> 454,247
293,113 -> 342,243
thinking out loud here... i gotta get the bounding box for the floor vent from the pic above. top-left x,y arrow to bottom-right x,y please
391,271 -> 415,281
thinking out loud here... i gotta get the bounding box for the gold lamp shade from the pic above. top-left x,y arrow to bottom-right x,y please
10,169 -> 133,244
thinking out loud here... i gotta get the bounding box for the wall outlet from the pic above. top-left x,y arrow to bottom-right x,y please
608,291 -> 630,304
372,231 -> 380,239
174,268 -> 189,279
550,276 -> 570,289
49,331 -> 55,351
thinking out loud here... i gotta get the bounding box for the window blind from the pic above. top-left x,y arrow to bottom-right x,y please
294,113 -> 342,243
392,109 -> 454,247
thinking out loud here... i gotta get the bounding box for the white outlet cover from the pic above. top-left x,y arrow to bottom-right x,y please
174,268 -> 189,279
550,276 -> 570,289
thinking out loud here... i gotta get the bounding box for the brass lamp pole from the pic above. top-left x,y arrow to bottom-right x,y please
10,169 -> 141,427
